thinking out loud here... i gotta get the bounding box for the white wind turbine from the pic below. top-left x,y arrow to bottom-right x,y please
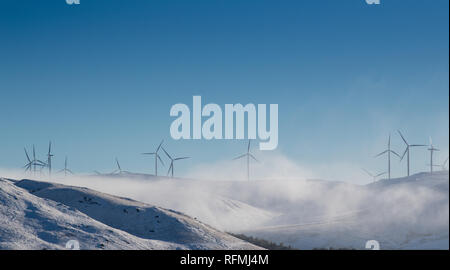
46,141 -> 54,177
375,134 -> 400,180
233,140 -> 259,181
362,168 -> 387,182
398,130 -> 426,177
161,147 -> 190,178
142,140 -> 165,176
58,156 -> 74,176
427,137 -> 439,174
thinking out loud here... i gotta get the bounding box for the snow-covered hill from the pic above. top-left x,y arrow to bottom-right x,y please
30,176 -> 276,232
239,171 -> 449,250
3,170 -> 447,250
0,178 -> 262,250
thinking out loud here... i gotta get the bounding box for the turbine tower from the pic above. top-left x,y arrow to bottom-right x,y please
375,134 -> 400,180
58,156 -> 74,176
46,141 -> 54,177
142,140 -> 165,176
427,137 -> 439,174
233,140 -> 259,181
32,145 -> 46,173
362,168 -> 387,182
398,130 -> 426,177
161,147 -> 190,178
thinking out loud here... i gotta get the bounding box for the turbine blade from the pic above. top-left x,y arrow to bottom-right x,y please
157,154 -> 165,166
167,163 -> 173,176
174,157 -> 190,161
374,150 -> 388,157
36,160 -> 47,165
362,168 -> 373,177
248,140 -> 251,153
249,153 -> 259,162
116,158 -> 121,171
161,147 -> 172,160
397,130 -> 408,145
23,163 -> 32,169
410,144 -> 426,147
24,148 -> 31,162
400,148 -> 408,161
156,140 -> 164,152
390,150 -> 401,158
376,172 -> 387,177
233,154 -> 247,160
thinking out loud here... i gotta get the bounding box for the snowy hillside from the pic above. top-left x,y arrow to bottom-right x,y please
32,175 -> 276,232
3,170 -> 447,250
0,178 -> 262,250
239,171 -> 449,250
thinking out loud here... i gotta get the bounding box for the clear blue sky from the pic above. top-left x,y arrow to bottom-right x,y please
0,0 -> 448,181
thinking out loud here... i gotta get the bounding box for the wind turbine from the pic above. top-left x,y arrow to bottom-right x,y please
233,140 -> 259,181
58,156 -> 74,176
427,137 -> 439,174
430,157 -> 449,171
23,148 -> 33,172
398,130 -> 426,177
362,168 -> 387,182
375,134 -> 400,180
23,146 -> 45,175
112,157 -> 129,174
46,141 -> 54,177
161,147 -> 190,178
142,140 -> 165,176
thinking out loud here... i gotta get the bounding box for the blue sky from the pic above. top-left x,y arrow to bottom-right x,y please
0,0 -> 448,182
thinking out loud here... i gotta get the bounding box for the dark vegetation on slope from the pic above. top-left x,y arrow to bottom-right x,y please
229,233 -> 298,250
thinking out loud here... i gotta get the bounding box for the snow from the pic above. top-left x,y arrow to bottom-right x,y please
0,178 -> 262,250
237,171 -> 449,250
1,170 -> 447,250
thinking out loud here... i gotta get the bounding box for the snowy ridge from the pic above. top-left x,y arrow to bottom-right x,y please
0,178 -> 262,250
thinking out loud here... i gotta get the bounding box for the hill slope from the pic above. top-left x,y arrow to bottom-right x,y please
240,171 -> 449,250
0,178 -> 261,250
